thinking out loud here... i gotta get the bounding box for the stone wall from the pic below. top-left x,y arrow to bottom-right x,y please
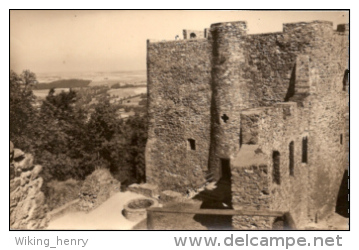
10,142 -> 49,229
305,39 -> 347,221
231,103 -> 307,229
183,29 -> 207,39
146,20 -> 348,228
231,22 -> 347,228
146,39 -> 212,192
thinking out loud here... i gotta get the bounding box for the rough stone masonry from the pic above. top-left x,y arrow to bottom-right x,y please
10,142 -> 49,229
145,21 -> 349,229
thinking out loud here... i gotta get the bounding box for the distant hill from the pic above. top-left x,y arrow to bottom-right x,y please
35,79 -> 91,90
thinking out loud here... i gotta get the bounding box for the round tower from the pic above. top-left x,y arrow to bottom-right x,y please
208,21 -> 247,180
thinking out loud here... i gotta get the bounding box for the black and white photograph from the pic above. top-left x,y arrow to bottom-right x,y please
9,10 -> 349,233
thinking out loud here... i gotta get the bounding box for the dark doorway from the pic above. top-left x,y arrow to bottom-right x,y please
221,158 -> 231,180
336,170 -> 349,218
272,216 -> 290,230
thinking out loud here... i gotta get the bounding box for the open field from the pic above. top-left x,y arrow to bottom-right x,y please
36,70 -> 146,87
107,87 -> 147,99
122,95 -> 143,106
33,88 -> 70,99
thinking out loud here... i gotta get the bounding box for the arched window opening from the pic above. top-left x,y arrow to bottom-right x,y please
190,33 -> 197,39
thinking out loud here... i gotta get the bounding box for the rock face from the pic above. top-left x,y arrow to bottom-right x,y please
10,142 -> 49,229
78,168 -> 121,211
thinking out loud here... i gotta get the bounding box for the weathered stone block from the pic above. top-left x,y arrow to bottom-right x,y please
128,183 -> 159,198
159,190 -> 183,203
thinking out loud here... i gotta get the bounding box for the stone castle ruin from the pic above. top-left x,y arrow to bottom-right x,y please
145,20 -> 349,229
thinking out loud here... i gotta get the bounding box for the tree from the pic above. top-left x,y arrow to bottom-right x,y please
20,70 -> 37,88
36,88 -> 92,181
123,113 -> 148,183
10,69 -> 149,186
10,70 -> 38,151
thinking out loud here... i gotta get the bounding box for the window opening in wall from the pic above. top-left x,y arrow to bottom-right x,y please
343,69 -> 349,91
340,134 -> 343,145
190,33 -> 197,39
289,141 -> 294,176
221,114 -> 229,123
302,137 -> 308,163
272,151 -> 280,184
220,158 -> 231,180
187,139 -> 196,150
239,128 -> 243,147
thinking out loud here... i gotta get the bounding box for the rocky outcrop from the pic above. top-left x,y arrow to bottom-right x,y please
10,142 -> 49,229
78,168 -> 121,211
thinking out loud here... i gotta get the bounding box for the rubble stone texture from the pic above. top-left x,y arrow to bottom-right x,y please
146,21 -> 349,229
78,168 -> 121,212
10,142 -> 49,229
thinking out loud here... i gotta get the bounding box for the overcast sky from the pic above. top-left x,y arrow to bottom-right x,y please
10,10 -> 348,74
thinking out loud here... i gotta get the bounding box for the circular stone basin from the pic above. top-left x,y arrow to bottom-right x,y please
123,198 -> 158,222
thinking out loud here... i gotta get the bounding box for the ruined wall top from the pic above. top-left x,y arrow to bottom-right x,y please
147,20 -> 348,44
337,23 -> 349,32
183,29 -> 209,39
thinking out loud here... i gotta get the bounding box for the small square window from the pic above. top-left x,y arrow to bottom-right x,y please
187,139 -> 196,150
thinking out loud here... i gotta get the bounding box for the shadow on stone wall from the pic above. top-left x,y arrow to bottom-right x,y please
335,170 -> 349,218
192,177 -> 233,229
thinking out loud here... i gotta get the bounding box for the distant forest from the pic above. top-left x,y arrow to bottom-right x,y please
35,79 -> 91,89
